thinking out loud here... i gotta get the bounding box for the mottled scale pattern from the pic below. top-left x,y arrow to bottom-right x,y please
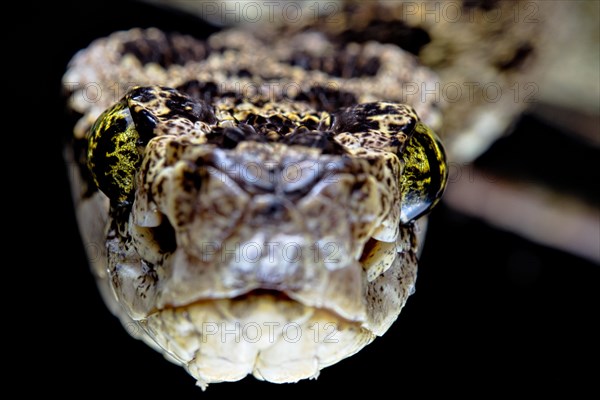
63,17 -> 448,389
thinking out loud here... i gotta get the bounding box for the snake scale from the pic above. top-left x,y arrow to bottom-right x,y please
63,0 -> 549,388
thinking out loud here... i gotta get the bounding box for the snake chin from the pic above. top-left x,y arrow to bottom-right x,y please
133,291 -> 375,388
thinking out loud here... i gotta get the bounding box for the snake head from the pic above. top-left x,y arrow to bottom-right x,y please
85,86 -> 448,386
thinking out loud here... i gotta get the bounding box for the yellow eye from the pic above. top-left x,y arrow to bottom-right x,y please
87,100 -> 144,205
87,86 -> 220,205
400,122 -> 448,223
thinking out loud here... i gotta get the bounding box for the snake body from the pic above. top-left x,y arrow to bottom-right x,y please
63,0 -> 549,388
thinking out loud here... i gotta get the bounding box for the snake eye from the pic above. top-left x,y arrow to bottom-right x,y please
400,122 -> 448,223
87,86 -> 216,206
87,99 -> 146,205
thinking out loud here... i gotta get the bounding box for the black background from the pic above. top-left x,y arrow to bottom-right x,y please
15,0 -> 598,396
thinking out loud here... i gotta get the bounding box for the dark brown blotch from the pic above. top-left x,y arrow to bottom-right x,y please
121,31 -> 209,68
288,50 -> 381,78
283,130 -> 346,155
295,86 -> 358,114
163,90 -> 217,124
338,20 -> 431,56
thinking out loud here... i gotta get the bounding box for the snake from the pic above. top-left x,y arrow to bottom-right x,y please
63,0 -> 548,389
